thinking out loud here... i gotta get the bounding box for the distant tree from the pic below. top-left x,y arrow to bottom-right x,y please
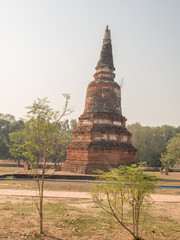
0,113 -> 16,123
127,123 -> 179,167
0,119 -> 9,159
92,165 -> 156,240
160,125 -> 177,142
49,120 -> 73,164
8,120 -> 25,165
9,129 -> 25,166
9,119 -> 25,133
147,127 -> 165,167
161,133 -> 180,168
49,118 -> 77,163
70,119 -> 78,131
0,113 -> 25,160
176,126 -> 180,134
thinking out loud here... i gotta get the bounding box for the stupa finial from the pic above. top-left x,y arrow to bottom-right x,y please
95,25 -> 115,71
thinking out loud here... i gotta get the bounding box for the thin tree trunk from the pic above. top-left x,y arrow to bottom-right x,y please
121,200 -> 124,222
40,192 -> 43,234
17,157 -> 20,167
135,205 -> 138,237
132,203 -> 135,234
39,157 -> 46,234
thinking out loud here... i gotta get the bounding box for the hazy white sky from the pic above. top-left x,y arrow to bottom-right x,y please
0,0 -> 180,127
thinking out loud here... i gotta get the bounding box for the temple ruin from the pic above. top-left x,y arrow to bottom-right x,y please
61,26 -> 136,174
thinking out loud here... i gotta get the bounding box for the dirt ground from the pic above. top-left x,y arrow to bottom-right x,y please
0,189 -> 180,203
0,195 -> 180,240
0,185 -> 179,240
0,167 -> 180,240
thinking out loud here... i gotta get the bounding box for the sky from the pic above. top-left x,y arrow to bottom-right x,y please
0,0 -> 180,127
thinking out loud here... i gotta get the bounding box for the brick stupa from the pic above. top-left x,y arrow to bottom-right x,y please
61,26 -> 136,174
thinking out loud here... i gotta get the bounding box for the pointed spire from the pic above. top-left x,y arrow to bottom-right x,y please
96,25 -> 115,71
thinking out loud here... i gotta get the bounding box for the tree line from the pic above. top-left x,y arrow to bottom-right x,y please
127,123 -> 180,167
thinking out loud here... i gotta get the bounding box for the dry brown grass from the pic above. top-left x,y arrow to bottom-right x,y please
0,196 -> 179,240
0,167 -> 180,239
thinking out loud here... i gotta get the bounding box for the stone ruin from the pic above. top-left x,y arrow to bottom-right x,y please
61,26 -> 136,174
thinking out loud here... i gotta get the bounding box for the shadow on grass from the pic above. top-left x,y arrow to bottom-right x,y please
157,178 -> 180,183
45,234 -> 63,240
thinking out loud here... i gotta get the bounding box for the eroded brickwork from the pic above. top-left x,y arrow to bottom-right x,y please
61,26 -> 136,174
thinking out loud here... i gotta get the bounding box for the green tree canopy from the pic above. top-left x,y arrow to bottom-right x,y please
161,133 -> 180,167
9,128 -> 26,166
127,123 -> 179,167
0,113 -> 25,159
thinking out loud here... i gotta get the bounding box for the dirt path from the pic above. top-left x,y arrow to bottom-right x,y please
0,189 -> 180,202
0,189 -> 90,198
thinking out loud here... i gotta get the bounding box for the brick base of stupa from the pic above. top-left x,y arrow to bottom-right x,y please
61,140 -> 136,174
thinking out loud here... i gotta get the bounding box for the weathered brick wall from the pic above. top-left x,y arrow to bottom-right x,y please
84,80 -> 122,115
61,134 -> 136,174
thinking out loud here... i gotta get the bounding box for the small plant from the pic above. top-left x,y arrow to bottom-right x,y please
92,164 -> 157,240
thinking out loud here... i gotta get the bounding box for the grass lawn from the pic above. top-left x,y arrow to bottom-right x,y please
0,196 -> 179,240
0,167 -> 180,239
